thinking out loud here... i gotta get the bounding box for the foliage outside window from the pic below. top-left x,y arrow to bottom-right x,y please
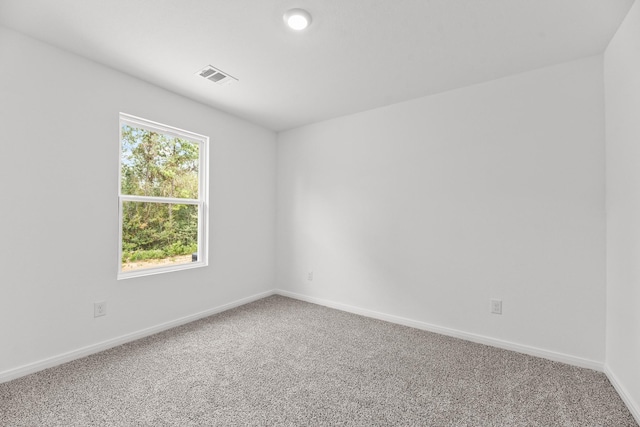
118,113 -> 208,279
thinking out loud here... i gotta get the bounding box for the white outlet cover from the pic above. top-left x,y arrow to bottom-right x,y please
94,301 -> 107,317
490,299 -> 502,315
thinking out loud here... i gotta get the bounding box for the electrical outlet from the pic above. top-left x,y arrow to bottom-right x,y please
307,271 -> 313,281
490,299 -> 502,315
94,301 -> 107,317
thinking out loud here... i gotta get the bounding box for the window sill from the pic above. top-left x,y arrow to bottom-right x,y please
117,261 -> 208,280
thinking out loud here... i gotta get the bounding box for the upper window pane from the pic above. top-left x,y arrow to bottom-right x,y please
121,124 -> 199,199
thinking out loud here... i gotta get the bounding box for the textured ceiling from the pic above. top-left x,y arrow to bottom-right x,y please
0,0 -> 634,131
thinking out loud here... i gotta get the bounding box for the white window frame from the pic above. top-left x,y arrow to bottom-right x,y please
117,113 -> 209,280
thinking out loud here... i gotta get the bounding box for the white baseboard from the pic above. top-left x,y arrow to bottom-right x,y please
0,290 -> 275,384
0,288 -> 607,385
605,364 -> 640,425
275,289 -> 604,372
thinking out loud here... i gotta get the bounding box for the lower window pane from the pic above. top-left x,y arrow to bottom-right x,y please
121,201 -> 199,272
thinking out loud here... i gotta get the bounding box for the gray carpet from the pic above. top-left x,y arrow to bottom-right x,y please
0,295 -> 636,426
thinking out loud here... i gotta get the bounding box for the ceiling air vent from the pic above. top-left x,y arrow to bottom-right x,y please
196,65 -> 238,86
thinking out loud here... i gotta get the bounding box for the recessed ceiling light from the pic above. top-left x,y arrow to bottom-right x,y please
283,8 -> 311,31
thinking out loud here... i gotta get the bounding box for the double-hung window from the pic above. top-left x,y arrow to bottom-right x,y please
118,113 -> 208,279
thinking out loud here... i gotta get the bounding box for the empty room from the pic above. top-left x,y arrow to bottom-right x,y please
1,0 -> 639,425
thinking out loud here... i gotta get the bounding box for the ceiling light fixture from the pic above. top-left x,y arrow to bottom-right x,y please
283,8 -> 312,31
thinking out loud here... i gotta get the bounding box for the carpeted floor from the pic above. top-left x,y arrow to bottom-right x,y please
0,295 -> 636,426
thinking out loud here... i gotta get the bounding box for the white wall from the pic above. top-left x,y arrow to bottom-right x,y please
0,26 -> 276,376
277,56 -> 606,365
604,0 -> 640,420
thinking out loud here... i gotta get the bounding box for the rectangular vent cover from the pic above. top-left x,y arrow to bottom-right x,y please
196,65 -> 238,86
